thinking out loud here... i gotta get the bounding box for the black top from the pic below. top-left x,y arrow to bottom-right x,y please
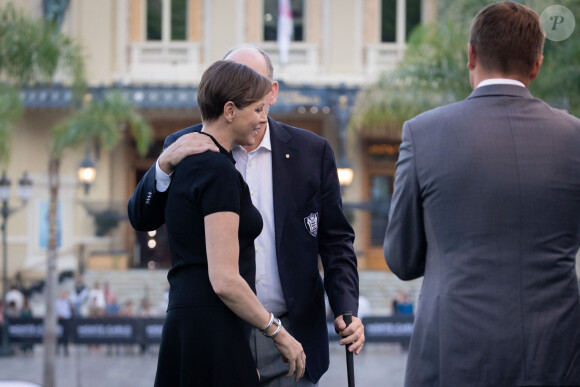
164,132 -> 263,310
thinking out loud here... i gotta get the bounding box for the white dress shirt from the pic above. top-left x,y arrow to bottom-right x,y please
232,124 -> 287,315
155,124 -> 287,315
477,78 -> 525,88
155,160 -> 172,192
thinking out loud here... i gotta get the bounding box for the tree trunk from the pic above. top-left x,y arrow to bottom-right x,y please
43,157 -> 60,387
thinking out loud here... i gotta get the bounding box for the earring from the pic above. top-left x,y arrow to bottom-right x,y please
228,119 -> 232,123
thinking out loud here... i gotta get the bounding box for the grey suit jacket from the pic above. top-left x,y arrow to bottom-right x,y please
384,85 -> 580,386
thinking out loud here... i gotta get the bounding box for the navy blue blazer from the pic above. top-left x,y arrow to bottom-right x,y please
128,117 -> 359,383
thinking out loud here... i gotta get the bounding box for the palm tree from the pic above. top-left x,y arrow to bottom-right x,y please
0,4 -> 152,386
0,2 -> 84,163
45,92 -> 151,387
0,85 -> 22,164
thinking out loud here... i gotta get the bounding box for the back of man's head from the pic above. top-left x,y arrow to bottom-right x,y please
223,44 -> 274,81
470,1 -> 544,77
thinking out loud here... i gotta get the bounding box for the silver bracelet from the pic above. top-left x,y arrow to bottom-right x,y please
263,317 -> 282,338
259,312 -> 275,335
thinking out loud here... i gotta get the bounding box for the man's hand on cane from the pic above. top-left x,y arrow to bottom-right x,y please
335,315 -> 365,354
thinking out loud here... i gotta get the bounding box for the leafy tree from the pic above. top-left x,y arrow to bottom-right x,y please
0,2 -> 84,164
0,3 -> 151,386
531,0 -> 580,113
352,0 -> 580,135
351,20 -> 471,134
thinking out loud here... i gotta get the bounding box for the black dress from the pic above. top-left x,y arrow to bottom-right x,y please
154,133 -> 263,387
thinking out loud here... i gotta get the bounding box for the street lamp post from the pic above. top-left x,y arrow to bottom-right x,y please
78,152 -> 96,195
336,93 -> 354,187
0,171 -> 33,356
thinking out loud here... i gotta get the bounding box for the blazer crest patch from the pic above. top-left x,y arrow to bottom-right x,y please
304,212 -> 319,237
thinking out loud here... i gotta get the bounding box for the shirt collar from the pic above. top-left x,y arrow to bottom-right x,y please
233,122 -> 272,153
477,78 -> 526,89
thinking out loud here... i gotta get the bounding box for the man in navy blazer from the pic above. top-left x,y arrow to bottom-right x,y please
384,2 -> 580,386
128,46 -> 364,385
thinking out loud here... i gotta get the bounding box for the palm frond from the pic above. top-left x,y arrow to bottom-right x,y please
51,91 -> 152,157
0,3 -> 86,93
0,2 -> 88,166
352,20 -> 471,135
352,0 -> 580,134
0,84 -> 23,165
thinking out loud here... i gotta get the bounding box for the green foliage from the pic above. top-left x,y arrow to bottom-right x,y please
352,0 -> 580,135
0,2 -> 85,93
402,21 -> 471,99
0,1 -> 87,166
93,209 -> 123,237
530,0 -> 580,114
351,20 -> 471,133
51,91 -> 152,158
0,2 -> 151,162
435,0 -> 489,28
0,84 -> 22,164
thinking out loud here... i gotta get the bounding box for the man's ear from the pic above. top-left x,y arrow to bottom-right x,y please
467,43 -> 476,71
529,55 -> 543,81
269,81 -> 279,106
223,101 -> 236,122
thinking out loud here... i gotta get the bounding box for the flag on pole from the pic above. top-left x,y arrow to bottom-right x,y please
278,0 -> 293,66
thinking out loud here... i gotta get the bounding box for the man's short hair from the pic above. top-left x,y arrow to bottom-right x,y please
469,1 -> 545,76
197,60 -> 272,123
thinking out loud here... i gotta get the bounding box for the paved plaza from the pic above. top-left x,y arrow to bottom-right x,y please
0,342 -> 408,387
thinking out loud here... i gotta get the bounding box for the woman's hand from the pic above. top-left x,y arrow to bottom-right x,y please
271,327 -> 306,381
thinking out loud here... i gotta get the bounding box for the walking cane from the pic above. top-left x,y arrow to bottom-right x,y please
343,312 -> 355,387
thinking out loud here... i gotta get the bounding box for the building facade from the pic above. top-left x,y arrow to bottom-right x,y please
1,0 -> 437,289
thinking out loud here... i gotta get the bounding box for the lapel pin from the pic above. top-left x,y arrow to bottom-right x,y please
285,154 -> 290,159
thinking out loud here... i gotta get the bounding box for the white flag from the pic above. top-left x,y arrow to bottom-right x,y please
278,0 -> 293,65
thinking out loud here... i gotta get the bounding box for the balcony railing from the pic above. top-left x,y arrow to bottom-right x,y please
124,41 -> 405,84
257,42 -> 319,83
128,41 -> 202,82
365,43 -> 406,78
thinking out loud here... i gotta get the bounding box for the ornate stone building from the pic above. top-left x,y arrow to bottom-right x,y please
1,0 -> 436,294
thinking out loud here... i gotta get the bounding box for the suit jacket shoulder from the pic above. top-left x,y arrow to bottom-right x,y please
164,123 -> 203,148
128,122 -> 203,231
271,119 -> 328,144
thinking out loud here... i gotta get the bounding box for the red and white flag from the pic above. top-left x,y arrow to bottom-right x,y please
278,0 -> 293,65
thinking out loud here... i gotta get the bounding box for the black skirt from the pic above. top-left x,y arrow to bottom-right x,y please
154,304 -> 260,387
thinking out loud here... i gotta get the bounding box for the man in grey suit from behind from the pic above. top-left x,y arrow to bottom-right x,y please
384,2 -> 580,386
